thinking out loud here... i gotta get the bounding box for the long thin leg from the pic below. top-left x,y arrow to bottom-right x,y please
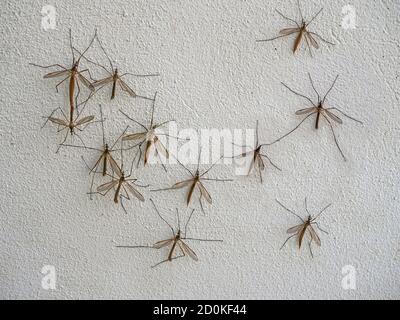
312,222 -> 328,234
29,63 -> 67,70
276,199 -> 304,222
270,112 -> 316,144
322,114 -> 346,161
55,76 -> 69,93
260,153 -> 282,171
281,82 -> 316,106
308,31 -> 335,45
56,130 -> 70,153
256,32 -> 297,42
151,255 -> 185,268
326,107 -> 363,124
322,75 -> 339,104
306,8 -> 323,27
119,110 -> 148,131
275,9 -> 300,26
308,73 -> 320,100
150,199 -> 175,235
280,233 -> 298,250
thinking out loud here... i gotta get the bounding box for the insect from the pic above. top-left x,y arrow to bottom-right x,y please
94,145 -> 147,213
120,92 -> 176,170
152,149 -> 232,213
277,198 -> 330,258
273,74 -> 363,161
42,99 -> 95,152
116,199 -> 223,268
61,105 -> 131,198
231,120 -> 281,183
82,33 -> 159,100
256,0 -> 334,56
30,30 -> 96,120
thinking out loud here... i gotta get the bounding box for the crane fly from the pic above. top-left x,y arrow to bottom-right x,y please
231,120 -> 281,183
94,144 -> 147,213
116,199 -> 223,268
121,92 -> 177,171
152,149 -> 232,213
82,33 -> 159,100
42,97 -> 95,152
277,198 -> 330,258
256,0 -> 334,56
272,74 -> 363,161
30,29 -> 96,121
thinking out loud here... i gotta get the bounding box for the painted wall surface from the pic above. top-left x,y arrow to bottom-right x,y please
0,0 -> 399,299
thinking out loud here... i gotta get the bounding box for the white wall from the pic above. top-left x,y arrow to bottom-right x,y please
0,0 -> 399,299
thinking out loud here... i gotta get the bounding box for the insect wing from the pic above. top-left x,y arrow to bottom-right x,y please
180,240 -> 198,261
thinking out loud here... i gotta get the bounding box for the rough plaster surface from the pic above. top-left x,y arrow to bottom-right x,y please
0,0 -> 399,299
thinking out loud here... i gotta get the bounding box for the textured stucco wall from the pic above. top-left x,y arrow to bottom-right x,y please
0,0 -> 399,299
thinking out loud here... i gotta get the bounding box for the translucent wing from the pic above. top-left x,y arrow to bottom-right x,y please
48,117 -> 68,126
154,136 -> 169,159
78,73 -> 95,91
44,69 -> 70,78
76,115 -> 95,126
122,132 -> 147,141
179,240 -> 198,261
107,153 -> 122,177
172,179 -> 193,189
309,226 -> 321,246
325,110 -> 343,124
97,180 -> 118,193
295,107 -> 316,115
287,224 -> 303,234
153,238 -> 174,249
306,32 -> 319,49
119,79 -> 136,97
125,183 -> 145,202
279,28 -> 299,35
198,182 -> 212,204
93,76 -> 114,87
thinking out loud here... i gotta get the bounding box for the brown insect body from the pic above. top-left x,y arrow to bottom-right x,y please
114,173 -> 125,203
277,199 -> 330,257
111,68 -> 119,100
168,230 -> 181,261
293,22 -> 306,53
